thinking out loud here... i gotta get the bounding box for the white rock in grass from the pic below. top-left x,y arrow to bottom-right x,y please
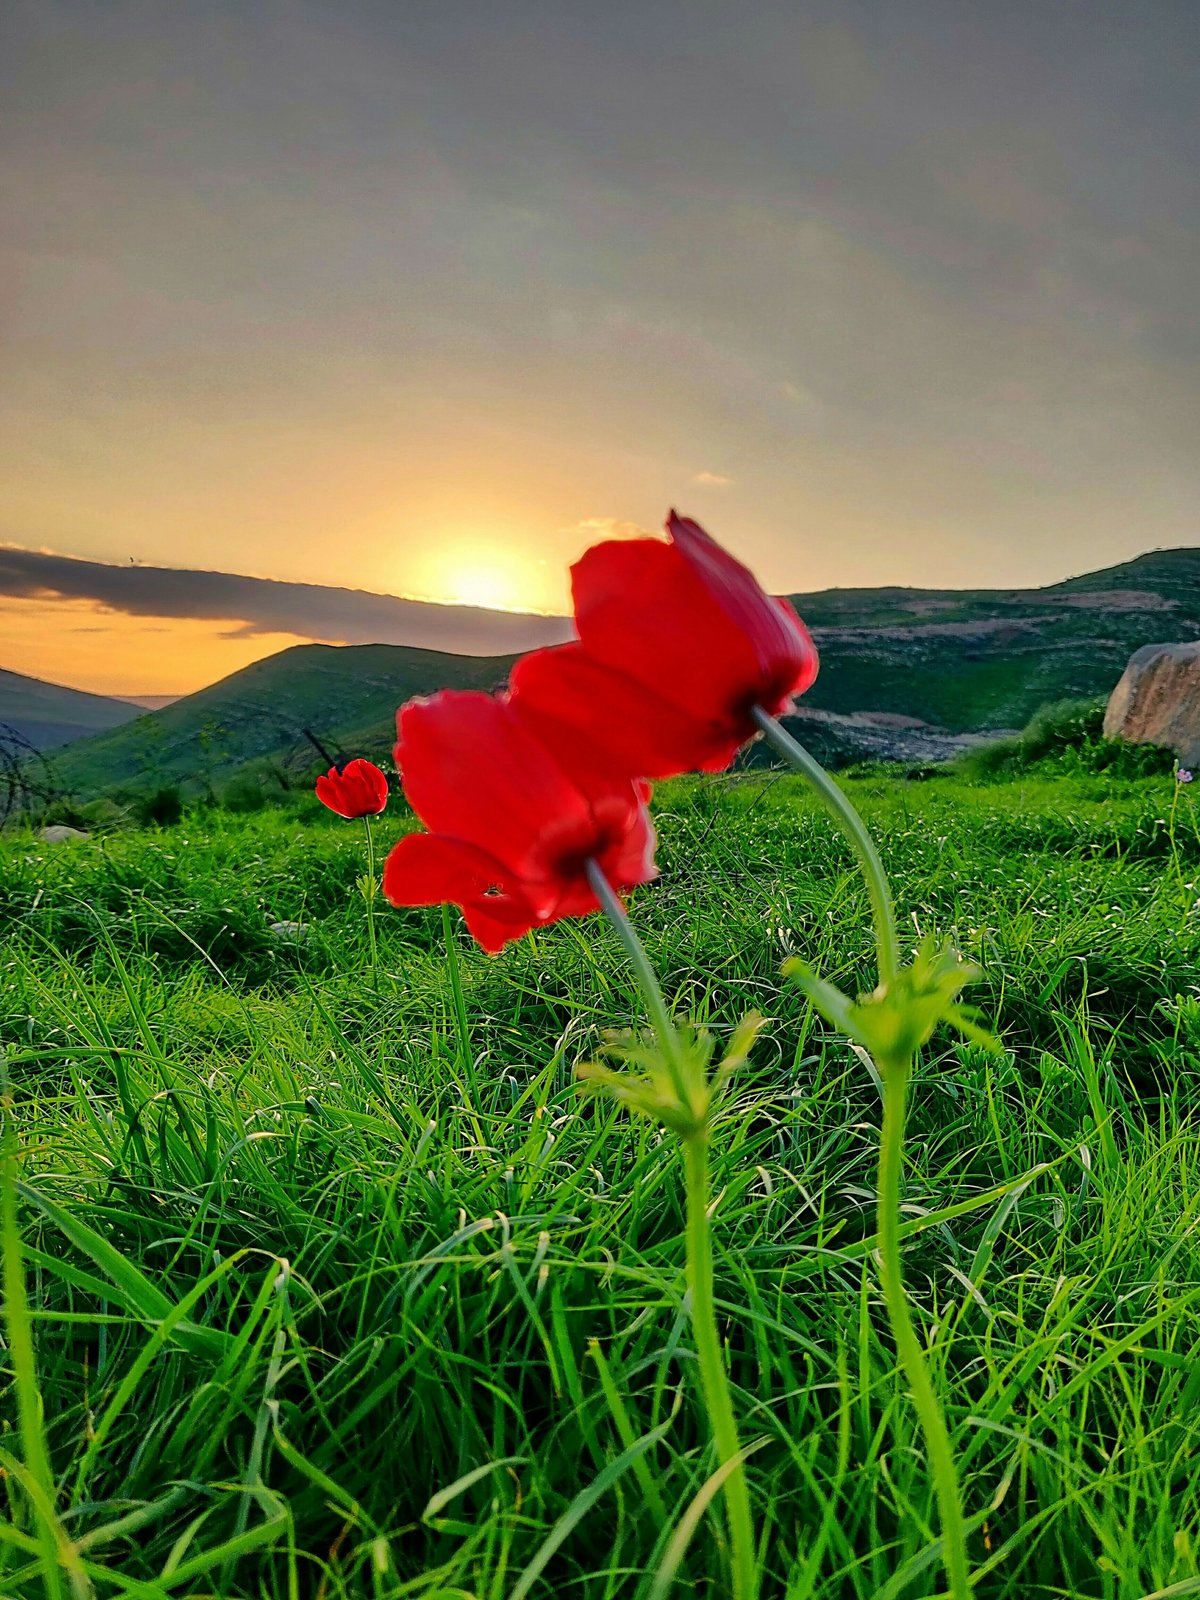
40,825 -> 90,844
1104,642 -> 1200,765
268,920 -> 311,943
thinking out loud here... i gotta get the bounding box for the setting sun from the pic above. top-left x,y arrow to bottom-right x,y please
404,537 -> 552,613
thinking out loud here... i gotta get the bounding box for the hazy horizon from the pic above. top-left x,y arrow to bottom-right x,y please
3,534 -> 1192,700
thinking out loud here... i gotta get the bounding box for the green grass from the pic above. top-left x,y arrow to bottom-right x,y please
3,770 -> 1200,1597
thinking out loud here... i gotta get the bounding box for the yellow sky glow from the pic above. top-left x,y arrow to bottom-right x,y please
400,535 -> 559,613
0,597 -> 313,699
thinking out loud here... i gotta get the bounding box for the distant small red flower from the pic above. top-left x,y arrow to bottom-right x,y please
510,511 -> 818,777
382,690 -> 657,952
315,759 -> 390,819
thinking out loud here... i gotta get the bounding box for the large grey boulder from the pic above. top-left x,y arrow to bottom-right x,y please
1103,642 -> 1200,765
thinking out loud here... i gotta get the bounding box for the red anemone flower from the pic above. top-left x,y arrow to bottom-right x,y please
382,690 -> 657,953
510,511 -> 818,778
315,758 -> 390,819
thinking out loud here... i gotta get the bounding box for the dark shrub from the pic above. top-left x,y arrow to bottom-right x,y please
957,695 -> 1177,782
136,785 -> 184,827
220,775 -> 268,813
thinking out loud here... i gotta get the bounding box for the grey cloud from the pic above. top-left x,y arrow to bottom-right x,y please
0,547 -> 571,655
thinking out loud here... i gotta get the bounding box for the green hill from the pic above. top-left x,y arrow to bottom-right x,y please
0,668 -> 140,750
42,546 -> 1200,794
791,546 -> 1200,733
47,643 -> 516,797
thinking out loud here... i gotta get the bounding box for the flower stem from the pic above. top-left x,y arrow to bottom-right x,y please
752,708 -> 970,1593
682,1131 -> 758,1600
362,815 -> 379,985
583,859 -> 689,1103
585,858 -> 756,1600
750,706 -> 899,988
877,1053 -> 972,1600
441,902 -> 473,1078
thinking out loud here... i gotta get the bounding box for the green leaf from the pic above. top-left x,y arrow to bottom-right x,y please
577,1015 -> 761,1136
784,938 -> 997,1066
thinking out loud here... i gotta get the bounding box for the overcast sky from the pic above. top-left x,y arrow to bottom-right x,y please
2,0 -> 1198,692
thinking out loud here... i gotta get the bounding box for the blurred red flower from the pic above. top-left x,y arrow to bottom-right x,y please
315,759 -> 390,819
382,690 -> 657,952
511,511 -> 818,777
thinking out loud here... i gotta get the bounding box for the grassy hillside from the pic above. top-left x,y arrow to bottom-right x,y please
42,545 -> 1200,796
48,642 -> 515,796
0,667 -> 139,749
791,545 -> 1200,731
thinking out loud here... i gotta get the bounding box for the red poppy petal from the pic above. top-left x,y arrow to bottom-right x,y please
549,821 -> 659,924
598,800 -> 659,893
510,644 -> 737,779
568,520 -> 818,735
382,832 -> 541,952
772,598 -> 819,689
535,798 -> 659,924
315,769 -> 353,818
570,537 -> 767,726
340,758 -> 389,815
396,692 -> 594,866
668,512 -> 819,702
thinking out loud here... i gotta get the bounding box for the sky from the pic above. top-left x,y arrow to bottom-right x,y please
2,0 -> 1198,695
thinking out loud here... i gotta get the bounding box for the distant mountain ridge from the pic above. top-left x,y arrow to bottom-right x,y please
0,668 -> 141,750
39,546 -> 1200,791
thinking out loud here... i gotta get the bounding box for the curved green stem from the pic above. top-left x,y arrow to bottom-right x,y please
441,903 -> 472,1067
586,858 -> 757,1600
752,708 -> 968,1588
362,815 -> 379,985
878,1055 -> 972,1600
750,706 -> 899,987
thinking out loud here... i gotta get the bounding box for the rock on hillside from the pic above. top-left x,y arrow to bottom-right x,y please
1103,643 -> 1200,766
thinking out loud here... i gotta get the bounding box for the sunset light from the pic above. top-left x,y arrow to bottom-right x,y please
404,538 -> 552,615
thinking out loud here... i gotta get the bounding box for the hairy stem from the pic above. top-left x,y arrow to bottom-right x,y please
362,815 -> 379,985
753,708 -> 969,1590
750,706 -> 899,987
584,859 -> 689,1103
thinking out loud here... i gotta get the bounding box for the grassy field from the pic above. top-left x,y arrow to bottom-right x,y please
3,769 -> 1199,1598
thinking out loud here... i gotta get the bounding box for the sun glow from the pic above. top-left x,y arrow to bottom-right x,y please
404,537 -> 552,613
